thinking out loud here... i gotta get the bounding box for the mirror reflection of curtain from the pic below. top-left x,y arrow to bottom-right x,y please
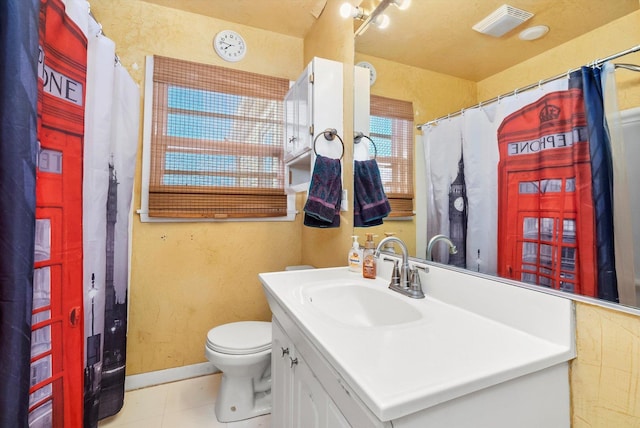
461,105 -> 499,274
423,65 -> 633,303
423,79 -> 567,270
602,62 -> 637,306
498,75 -> 602,298
424,117 -> 461,262
579,66 -> 617,302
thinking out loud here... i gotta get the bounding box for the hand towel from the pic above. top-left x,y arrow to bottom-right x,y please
354,159 -> 391,227
303,155 -> 342,228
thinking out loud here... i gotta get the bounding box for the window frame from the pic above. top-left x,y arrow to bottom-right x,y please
369,94 -> 415,219
139,55 -> 295,223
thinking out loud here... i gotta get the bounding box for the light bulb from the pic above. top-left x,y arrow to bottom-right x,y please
392,0 -> 411,10
373,13 -> 390,29
340,4 -> 366,20
339,3 -> 354,18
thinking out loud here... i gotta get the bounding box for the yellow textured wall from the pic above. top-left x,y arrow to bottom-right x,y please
478,11 -> 640,110
90,0 -> 305,374
572,303 -> 640,426
300,0 -> 356,269
478,11 -> 640,426
352,53 -> 478,255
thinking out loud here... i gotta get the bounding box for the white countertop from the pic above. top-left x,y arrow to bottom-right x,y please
260,266 -> 575,422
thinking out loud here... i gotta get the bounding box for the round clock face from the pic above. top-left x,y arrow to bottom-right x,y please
213,30 -> 247,62
454,196 -> 465,212
356,61 -> 377,86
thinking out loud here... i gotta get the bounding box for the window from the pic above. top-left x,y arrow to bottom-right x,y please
369,95 -> 414,217
141,55 -> 292,220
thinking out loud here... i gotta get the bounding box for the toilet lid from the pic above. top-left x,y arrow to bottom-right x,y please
206,321 -> 271,355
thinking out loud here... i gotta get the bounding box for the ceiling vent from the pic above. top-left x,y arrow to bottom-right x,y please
472,4 -> 534,37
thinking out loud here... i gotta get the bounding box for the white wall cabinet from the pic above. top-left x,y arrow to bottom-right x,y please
284,57 -> 343,193
272,319 -> 351,428
353,64 -> 372,161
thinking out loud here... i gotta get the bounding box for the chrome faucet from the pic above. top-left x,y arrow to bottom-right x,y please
375,237 -> 425,299
426,234 -> 458,261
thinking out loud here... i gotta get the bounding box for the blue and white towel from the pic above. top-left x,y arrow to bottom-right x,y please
303,155 -> 342,228
353,159 -> 391,227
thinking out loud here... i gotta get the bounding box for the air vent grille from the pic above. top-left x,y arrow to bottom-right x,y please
472,4 -> 534,37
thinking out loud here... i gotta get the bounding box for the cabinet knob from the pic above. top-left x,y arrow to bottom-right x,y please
281,347 -> 289,357
289,357 -> 298,368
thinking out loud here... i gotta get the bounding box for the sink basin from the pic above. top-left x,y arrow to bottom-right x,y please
301,283 -> 423,327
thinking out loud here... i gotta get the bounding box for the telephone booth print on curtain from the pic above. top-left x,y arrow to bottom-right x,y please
32,0 -> 87,426
497,85 -> 597,297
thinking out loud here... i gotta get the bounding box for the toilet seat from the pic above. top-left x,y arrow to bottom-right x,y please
206,321 -> 271,355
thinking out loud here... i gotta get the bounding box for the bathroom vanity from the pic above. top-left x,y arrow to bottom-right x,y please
260,261 -> 576,428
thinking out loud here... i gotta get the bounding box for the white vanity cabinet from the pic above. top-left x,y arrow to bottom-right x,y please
284,57 -> 343,193
272,319 -> 350,428
261,266 -> 576,428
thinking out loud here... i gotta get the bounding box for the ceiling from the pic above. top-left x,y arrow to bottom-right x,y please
139,0 -> 638,81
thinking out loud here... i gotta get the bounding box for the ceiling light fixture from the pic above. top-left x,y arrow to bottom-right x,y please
340,0 -> 411,37
519,25 -> 549,41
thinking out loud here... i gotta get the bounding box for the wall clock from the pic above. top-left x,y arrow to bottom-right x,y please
356,61 -> 377,86
213,30 -> 247,62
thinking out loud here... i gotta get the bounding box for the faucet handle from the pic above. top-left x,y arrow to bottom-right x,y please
383,258 -> 401,288
413,265 -> 429,274
408,266 -> 426,299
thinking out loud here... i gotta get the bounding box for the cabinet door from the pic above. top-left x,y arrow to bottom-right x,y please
326,396 -> 352,428
273,318 -> 351,428
292,355 -> 351,428
284,66 -> 311,161
296,68 -> 311,155
272,321 -> 293,427
284,85 -> 298,159
292,356 -> 323,428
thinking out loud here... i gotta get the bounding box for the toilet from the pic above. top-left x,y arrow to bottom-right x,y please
205,321 -> 272,422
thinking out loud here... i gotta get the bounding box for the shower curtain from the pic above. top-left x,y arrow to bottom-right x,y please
423,70 -> 621,302
579,67 -> 617,301
602,63 -> 637,306
82,10 -> 140,428
424,79 -> 567,271
0,0 -> 138,425
82,12 -> 114,427
0,1 -> 39,426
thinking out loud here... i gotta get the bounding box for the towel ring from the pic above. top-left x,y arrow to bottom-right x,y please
353,133 -> 377,160
313,128 -> 344,160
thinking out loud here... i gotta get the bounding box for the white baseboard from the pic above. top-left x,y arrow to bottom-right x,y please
124,362 -> 219,391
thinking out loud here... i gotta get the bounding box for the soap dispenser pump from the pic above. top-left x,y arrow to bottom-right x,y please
348,236 -> 363,272
362,233 -> 377,279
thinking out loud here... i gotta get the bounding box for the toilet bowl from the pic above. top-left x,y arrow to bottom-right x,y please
205,321 -> 272,422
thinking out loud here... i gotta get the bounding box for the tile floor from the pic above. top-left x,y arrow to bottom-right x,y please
98,374 -> 271,428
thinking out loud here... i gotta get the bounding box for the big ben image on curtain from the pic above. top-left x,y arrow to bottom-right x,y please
448,154 -> 467,268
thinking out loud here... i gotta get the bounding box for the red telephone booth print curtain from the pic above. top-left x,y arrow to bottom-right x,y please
32,0 -> 87,426
497,88 -> 597,297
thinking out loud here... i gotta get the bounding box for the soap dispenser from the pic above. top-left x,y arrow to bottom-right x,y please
383,232 -> 396,253
362,233 -> 377,279
348,236 -> 363,272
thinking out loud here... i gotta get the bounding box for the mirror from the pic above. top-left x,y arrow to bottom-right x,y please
352,0 -> 640,310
